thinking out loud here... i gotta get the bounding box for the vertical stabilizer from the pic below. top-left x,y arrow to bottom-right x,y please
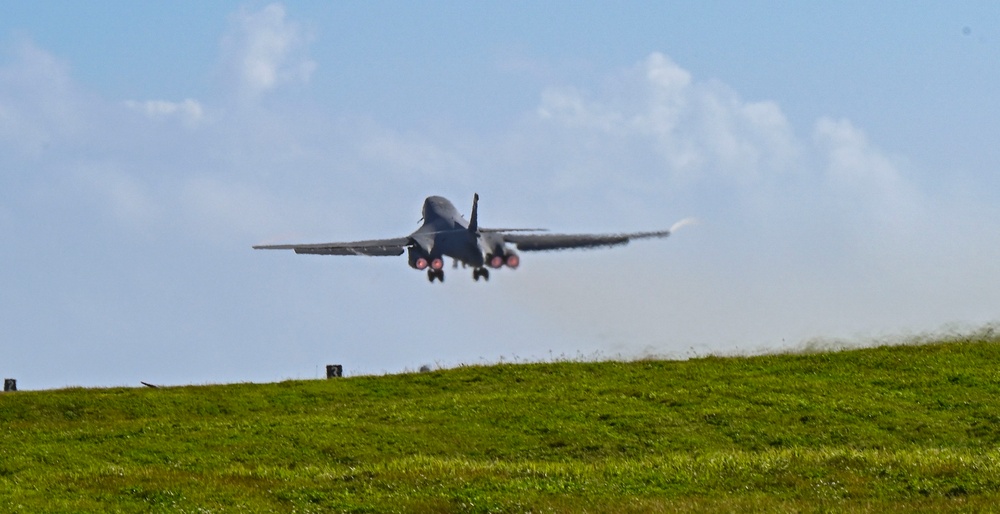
469,193 -> 479,233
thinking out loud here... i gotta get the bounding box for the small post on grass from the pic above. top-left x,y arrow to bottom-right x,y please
4,379 -> 16,392
326,365 -> 343,379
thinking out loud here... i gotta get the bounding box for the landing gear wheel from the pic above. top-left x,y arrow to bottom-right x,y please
427,269 -> 445,283
473,268 -> 490,282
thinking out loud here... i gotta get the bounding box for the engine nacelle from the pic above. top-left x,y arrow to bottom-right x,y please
408,246 -> 431,270
485,250 -> 520,269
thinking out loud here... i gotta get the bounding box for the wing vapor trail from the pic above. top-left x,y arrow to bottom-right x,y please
669,218 -> 699,234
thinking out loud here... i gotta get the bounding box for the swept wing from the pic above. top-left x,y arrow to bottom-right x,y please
252,237 -> 410,256
502,230 -> 670,251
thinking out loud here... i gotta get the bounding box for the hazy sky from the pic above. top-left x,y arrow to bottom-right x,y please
3,2 -> 999,389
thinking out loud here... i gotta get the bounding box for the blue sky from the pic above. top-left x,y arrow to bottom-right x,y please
2,2 -> 999,389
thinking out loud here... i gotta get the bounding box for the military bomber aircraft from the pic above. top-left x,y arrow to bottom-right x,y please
254,194 -> 685,283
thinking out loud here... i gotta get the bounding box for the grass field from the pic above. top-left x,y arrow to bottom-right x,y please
3,333 -> 1000,512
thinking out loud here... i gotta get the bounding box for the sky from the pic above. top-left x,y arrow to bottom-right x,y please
2,2 -> 999,389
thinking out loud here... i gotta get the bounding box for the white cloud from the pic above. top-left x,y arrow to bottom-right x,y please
504,51 -> 1000,357
537,86 -> 624,132
0,41 -> 88,156
222,3 -> 316,99
814,117 -> 904,192
812,117 -> 921,233
535,53 -> 799,187
123,98 -> 205,126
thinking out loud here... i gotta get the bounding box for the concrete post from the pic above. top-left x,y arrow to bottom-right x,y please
326,365 -> 343,378
4,379 -> 15,392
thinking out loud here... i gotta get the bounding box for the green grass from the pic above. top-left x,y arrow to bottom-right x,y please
3,334 -> 1000,512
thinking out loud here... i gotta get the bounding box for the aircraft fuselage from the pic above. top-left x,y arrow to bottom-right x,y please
407,196 -> 485,276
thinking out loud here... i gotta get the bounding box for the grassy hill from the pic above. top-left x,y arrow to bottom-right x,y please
3,334 -> 1000,512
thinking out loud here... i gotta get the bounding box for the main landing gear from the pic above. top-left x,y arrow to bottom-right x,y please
428,268 -> 490,282
427,269 -> 445,283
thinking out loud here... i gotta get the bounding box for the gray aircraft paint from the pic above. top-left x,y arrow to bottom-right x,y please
254,194 -> 678,282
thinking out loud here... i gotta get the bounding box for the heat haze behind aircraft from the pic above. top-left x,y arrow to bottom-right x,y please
254,194 -> 689,282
